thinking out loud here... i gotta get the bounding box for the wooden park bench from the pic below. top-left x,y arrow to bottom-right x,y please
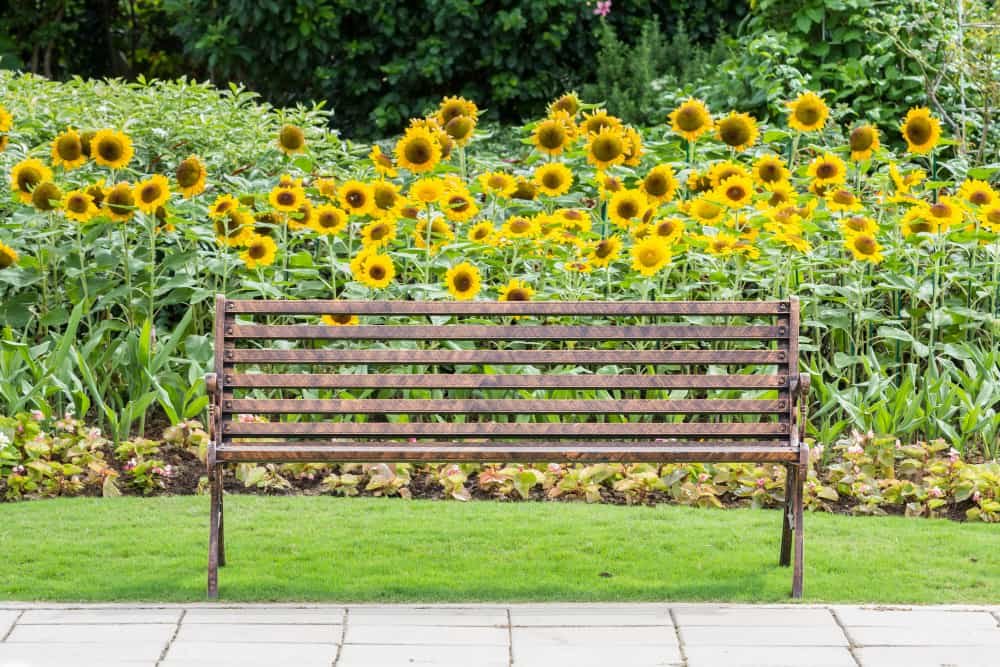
204,295 -> 809,599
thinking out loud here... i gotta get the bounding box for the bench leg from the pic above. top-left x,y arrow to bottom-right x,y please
207,466 -> 221,599
217,467 -> 226,567
779,464 -> 794,567
791,463 -> 806,599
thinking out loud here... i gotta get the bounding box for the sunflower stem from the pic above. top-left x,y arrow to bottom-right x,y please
146,212 -> 156,323
327,236 -> 337,298
74,222 -> 93,333
119,223 -> 134,328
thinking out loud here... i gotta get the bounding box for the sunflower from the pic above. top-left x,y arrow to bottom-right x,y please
0,241 -> 17,269
287,200 -> 314,231
848,125 -> 880,162
901,207 -> 938,236
924,197 -> 964,230
240,235 -> 278,269
826,188 -> 862,212
511,178 -> 538,201
771,229 -> 812,254
706,161 -> 749,189
371,180 -> 403,219
640,164 -> 678,204
557,208 -> 592,232
900,107 -> 941,154
253,211 -> 280,236
474,172 -> 514,199
845,232 -> 883,263
357,252 -> 395,289
497,278 -> 534,302
332,180 -> 370,216
31,181 -> 63,212
85,180 -> 108,209
62,190 -> 98,223
622,127 -> 644,167
786,92 -> 829,133
888,163 -> 926,195
669,98 -> 713,142
444,262 -> 481,300
532,162 -> 573,197
716,112 -> 759,152
807,153 -> 847,186
958,179 -> 996,208
90,129 -> 133,169
214,208 -> 254,245
314,177 -> 337,200
651,217 -> 685,242
437,96 -> 479,125
0,135 -> 8,152
322,313 -> 360,326
441,191 -> 479,222
175,156 -> 207,198
500,215 -> 540,240
585,126 -> 627,171
395,127 -> 442,174
50,128 -> 86,169
277,124 -> 306,155
703,232 -> 741,257
410,178 -> 447,204
715,175 -> 754,209
686,170 -> 713,193
369,145 -> 397,177
631,236 -> 672,277
209,194 -> 239,219
0,106 -> 11,132
468,220 -> 495,244
360,219 -> 397,249
268,185 -> 304,213
312,204 -> 348,235
10,158 -> 53,203
608,189 -> 648,228
752,155 -> 789,186
532,113 -> 575,156
686,196 -> 726,224
598,173 -> 625,200
589,236 -> 622,268
840,215 -> 878,236
134,174 -> 170,214
444,115 -> 476,146
105,182 -> 136,222
761,182 -> 797,210
979,204 -> 1000,233
549,92 -> 581,117
580,109 -> 622,136
414,217 -> 456,251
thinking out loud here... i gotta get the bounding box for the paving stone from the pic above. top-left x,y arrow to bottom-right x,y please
511,607 -> 672,627
348,607 -> 508,627
0,642 -> 162,664
673,606 -> 837,627
18,609 -> 182,625
849,625 -> 1000,647
856,646 -> 1000,667
685,645 -> 856,667
680,624 -> 848,646
5,623 -> 175,644
513,626 -> 678,647
345,624 -> 508,646
161,641 -> 337,667
175,622 -> 340,643
835,607 -> 999,628
0,611 -> 19,639
513,644 -> 682,666
183,607 -> 344,624
338,643 -> 509,667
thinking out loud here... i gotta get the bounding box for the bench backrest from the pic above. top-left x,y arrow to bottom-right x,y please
211,296 -> 800,463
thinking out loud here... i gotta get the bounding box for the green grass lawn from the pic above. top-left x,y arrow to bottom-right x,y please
1,495 -> 996,603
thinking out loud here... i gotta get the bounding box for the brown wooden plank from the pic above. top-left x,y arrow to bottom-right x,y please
226,324 -> 785,341
223,398 -> 789,415
223,421 -> 791,437
221,438 -> 791,447
225,348 -> 788,365
216,444 -> 799,463
226,300 -> 790,316
226,373 -> 788,390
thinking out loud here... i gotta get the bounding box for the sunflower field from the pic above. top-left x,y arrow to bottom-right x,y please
1,70 -> 1000,470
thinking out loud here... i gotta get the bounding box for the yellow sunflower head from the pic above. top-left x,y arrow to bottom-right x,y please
979,203 -> 1000,233
958,179 -> 996,208
288,200 -> 313,230
686,170 -> 713,193
277,124 -> 307,155
437,96 -> 479,126
411,177 -> 447,204
414,216 -> 455,251
135,174 -> 170,214
361,219 -> 397,248
30,181 -> 63,212
786,91 -> 829,133
175,156 -> 207,198
511,177 -> 538,201
51,128 -> 87,169
445,261 -> 481,300
0,241 -> 18,270
369,145 -> 397,177
268,185 -> 305,213
532,115 -> 573,156
586,126 -> 626,170
468,220 -> 496,244
533,162 -> 574,197
901,206 -> 938,236
0,134 -> 8,152
498,278 -> 534,302
752,154 -> 790,186
314,177 -> 338,200
841,215 -> 878,236
105,182 -> 137,222
441,190 -> 479,222
638,165 -> 678,204
761,182 -> 797,210
557,208 -> 591,232
395,126 -> 442,174
240,234 -> 278,269
209,194 -> 239,219
10,158 -> 53,204
321,313 -> 359,326
444,114 -> 477,146
548,92 -> 581,117
214,208 -> 254,245
580,109 -> 622,136
716,112 -> 759,152
668,98 -> 713,142
500,215 -> 540,240
338,180 -> 375,216
589,235 -> 622,268
925,196 -> 964,230
686,195 -> 726,224
312,204 -> 348,235
62,189 -> 99,223
371,180 -> 403,219
90,129 -> 134,169
715,175 -> 754,209
845,232 -> 883,263
707,161 -> 750,189
631,236 -> 672,277
608,189 -> 648,228
477,171 -> 517,198
0,106 -> 11,133
807,152 -> 847,186
848,124 -> 880,162
652,216 -> 685,242
358,252 -> 395,289
622,126 -> 644,167
826,188 -> 862,212
900,107 -> 941,154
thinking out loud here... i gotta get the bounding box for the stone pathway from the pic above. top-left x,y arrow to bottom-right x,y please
0,603 -> 998,667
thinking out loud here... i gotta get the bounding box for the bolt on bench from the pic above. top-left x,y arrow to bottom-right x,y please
204,295 -> 809,598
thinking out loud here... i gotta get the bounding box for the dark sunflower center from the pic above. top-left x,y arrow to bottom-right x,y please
656,221 -> 677,236
80,131 -> 95,157
488,175 -> 508,189
644,174 -> 668,196
107,188 -> 134,214
617,201 -> 639,218
591,136 -> 622,162
98,139 -> 122,162
595,241 -> 614,259
929,203 -> 951,218
374,188 -> 396,210
769,192 -> 788,206
969,191 -> 989,206
854,236 -> 876,254
849,127 -> 874,152
249,244 -> 267,259
640,248 -> 662,266
330,314 -> 353,324
794,103 -> 822,126
176,161 -> 200,187
846,216 -> 867,232
506,288 -> 529,301
726,186 -> 745,201
472,227 -> 489,239
563,210 -> 583,221
318,213 -> 338,228
276,191 -> 294,206
719,119 -> 751,147
759,164 -> 781,182
140,185 -> 162,204
453,273 -> 472,292
816,163 -> 837,179
404,138 -> 432,165
17,169 -> 42,191
440,104 -> 465,124
538,123 -> 565,149
57,135 -> 82,161
542,173 -> 563,190
833,191 -> 854,205
448,196 -> 469,212
554,96 -> 578,115
68,195 -> 89,213
346,191 -> 365,208
369,264 -> 386,280
986,209 -> 1000,224
510,219 -> 530,234
370,224 -> 389,241
445,116 -> 474,141
279,126 -> 305,150
676,106 -> 704,132
905,118 -> 931,145
32,183 -> 62,211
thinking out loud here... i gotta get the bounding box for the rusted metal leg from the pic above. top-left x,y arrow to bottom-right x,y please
208,466 -> 220,599
791,464 -> 806,598
779,464 -> 794,567
216,467 -> 226,567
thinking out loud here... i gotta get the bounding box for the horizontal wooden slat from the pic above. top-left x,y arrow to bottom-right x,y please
227,324 -> 786,341
225,300 -> 790,316
221,438 -> 791,447
223,422 -> 790,437
224,349 -> 789,365
223,398 -> 788,415
226,373 -> 788,390
216,443 -> 799,463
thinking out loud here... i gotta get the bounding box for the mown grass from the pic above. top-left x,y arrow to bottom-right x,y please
1,495 -> 996,603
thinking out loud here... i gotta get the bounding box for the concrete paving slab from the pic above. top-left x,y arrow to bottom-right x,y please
680,624 -> 849,646
345,624 -> 508,646
0,642 -> 163,664
513,626 -> 678,647
512,644 -> 682,666
849,625 -> 1000,647
5,623 -> 175,644
685,645 -> 856,667
0,612 -> 19,640
183,608 -> 344,624
17,609 -> 182,625
856,646 -> 1000,667
161,641 -> 337,667
348,607 -> 508,626
337,643 -> 509,667
835,607 -> 1000,628
175,622 -> 340,643
510,607 -> 673,626
674,606 -> 837,627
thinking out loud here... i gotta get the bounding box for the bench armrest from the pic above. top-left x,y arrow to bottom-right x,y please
205,373 -> 218,469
